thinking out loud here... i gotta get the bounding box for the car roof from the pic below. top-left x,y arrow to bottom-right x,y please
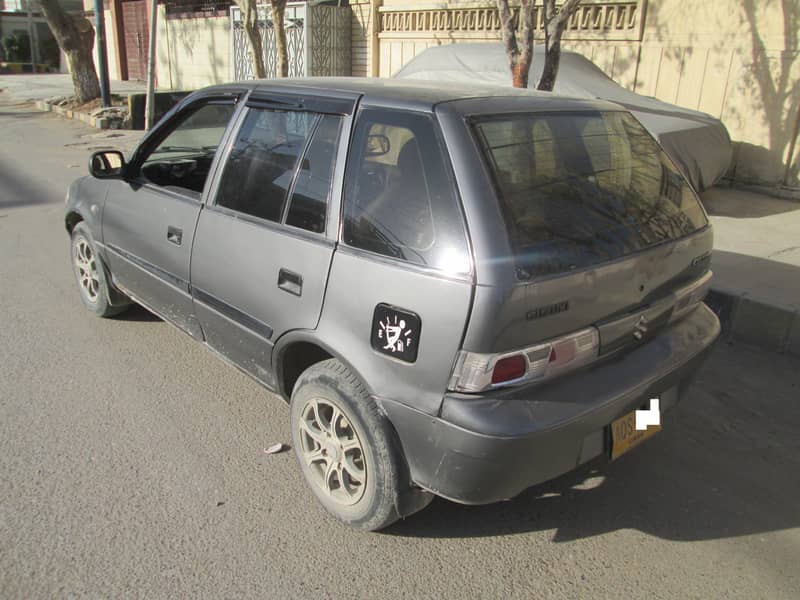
201,77 -> 622,114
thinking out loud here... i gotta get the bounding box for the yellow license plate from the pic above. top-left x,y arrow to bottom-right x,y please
611,407 -> 661,460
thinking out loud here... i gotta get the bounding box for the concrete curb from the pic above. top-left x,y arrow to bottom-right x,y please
706,288 -> 799,356
34,99 -> 117,130
717,178 -> 800,202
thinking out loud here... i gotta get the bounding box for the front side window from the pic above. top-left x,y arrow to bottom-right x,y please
473,111 -> 708,280
285,114 -> 342,234
342,109 -> 470,275
140,102 -> 236,198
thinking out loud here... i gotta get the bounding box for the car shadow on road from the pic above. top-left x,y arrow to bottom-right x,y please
387,343 -> 800,542
113,304 -> 162,323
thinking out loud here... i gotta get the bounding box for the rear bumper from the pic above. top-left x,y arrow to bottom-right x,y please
380,302 -> 720,505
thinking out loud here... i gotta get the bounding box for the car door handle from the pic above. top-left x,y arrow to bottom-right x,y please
167,226 -> 183,246
278,268 -> 302,297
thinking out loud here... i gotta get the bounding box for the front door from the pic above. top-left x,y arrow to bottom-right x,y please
101,97 -> 239,337
190,95 -> 354,385
122,0 -> 148,81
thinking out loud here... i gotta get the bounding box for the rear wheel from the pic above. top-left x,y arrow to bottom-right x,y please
70,222 -> 129,318
290,359 -> 425,530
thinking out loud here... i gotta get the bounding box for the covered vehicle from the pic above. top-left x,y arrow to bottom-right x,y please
395,43 -> 732,191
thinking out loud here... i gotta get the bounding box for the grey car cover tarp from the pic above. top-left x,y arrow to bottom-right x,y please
394,43 -> 732,191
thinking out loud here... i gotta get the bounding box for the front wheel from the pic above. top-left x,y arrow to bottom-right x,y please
290,359 -> 426,530
70,222 -> 129,318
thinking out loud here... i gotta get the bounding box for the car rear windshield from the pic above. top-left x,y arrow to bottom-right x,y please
472,111 -> 708,280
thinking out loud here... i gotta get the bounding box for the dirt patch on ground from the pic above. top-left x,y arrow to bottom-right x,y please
59,94 -> 127,111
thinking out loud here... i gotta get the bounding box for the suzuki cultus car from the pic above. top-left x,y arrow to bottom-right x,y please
66,79 -> 720,530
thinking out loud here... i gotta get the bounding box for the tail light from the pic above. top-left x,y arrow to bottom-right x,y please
491,355 -> 527,384
448,327 -> 599,393
671,271 -> 712,322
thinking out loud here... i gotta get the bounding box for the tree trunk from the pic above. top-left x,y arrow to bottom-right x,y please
271,0 -> 288,78
537,0 -> 582,91
237,0 -> 267,79
538,26 -> 562,91
511,62 -> 530,88
39,0 -> 100,103
496,0 -> 533,88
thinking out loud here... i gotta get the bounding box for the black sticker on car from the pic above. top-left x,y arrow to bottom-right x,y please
371,304 -> 421,363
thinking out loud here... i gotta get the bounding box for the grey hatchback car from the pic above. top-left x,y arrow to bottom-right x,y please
66,78 -> 720,530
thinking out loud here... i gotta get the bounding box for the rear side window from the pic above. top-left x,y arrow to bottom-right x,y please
342,109 -> 470,275
473,111 -> 708,280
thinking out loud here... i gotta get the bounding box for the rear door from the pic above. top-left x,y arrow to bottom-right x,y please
101,95 -> 239,338
461,106 -> 713,353
189,92 -> 357,386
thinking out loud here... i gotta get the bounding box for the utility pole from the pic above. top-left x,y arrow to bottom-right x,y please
93,0 -> 111,107
144,0 -> 157,130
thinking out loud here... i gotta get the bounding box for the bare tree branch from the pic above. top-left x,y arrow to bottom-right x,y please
497,0 -> 583,90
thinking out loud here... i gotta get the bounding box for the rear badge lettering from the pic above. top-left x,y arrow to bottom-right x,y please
526,301 -> 569,321
371,304 -> 421,363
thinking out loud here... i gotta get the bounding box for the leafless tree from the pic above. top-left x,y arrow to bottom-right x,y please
271,0 -> 288,77
38,0 -> 100,103
234,0 -> 288,78
234,0 -> 267,78
495,0 -> 583,90
496,0 -> 534,88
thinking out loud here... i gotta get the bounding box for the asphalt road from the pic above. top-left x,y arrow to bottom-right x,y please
1,92 -> 799,599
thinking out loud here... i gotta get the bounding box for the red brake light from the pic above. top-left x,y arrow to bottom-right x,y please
491,355 -> 526,383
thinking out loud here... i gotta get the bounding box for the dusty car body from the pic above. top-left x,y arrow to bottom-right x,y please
66,78 -> 720,530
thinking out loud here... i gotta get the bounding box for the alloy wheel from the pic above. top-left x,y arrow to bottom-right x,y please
298,398 -> 367,505
74,238 -> 100,303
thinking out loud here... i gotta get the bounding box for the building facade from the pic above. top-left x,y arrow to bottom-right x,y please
87,0 -> 799,187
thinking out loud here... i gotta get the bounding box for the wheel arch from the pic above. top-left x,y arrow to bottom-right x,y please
65,210 -> 84,234
67,214 -> 130,308
273,332 -> 373,403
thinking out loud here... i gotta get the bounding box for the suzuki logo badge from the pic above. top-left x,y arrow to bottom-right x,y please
633,315 -> 648,340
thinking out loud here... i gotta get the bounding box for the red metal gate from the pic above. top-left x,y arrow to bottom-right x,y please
121,0 -> 149,81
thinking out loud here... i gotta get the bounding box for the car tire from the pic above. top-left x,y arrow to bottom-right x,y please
70,222 -> 130,318
290,358 -> 421,531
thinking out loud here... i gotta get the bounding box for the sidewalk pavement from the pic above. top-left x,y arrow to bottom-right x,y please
1,74 -> 797,355
701,187 -> 800,355
0,73 -> 146,102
